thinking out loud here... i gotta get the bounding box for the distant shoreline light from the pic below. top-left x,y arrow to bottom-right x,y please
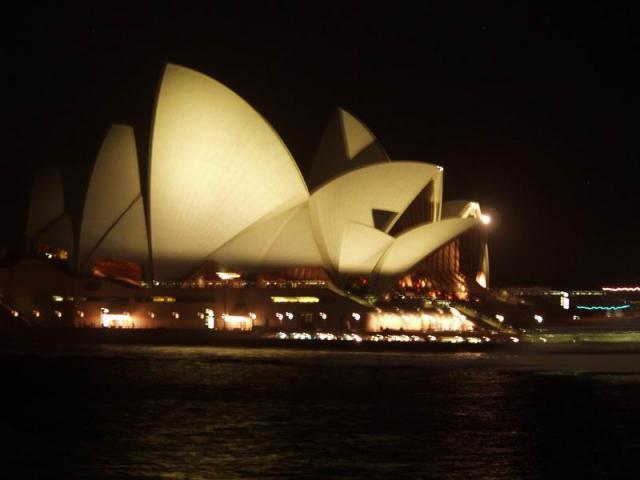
576,305 -> 630,311
602,286 -> 640,292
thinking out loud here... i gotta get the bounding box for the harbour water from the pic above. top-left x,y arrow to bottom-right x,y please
2,344 -> 639,479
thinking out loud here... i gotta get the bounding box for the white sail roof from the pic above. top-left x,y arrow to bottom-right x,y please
442,200 -> 482,219
78,125 -> 148,271
149,64 -> 309,279
375,217 -> 479,277
308,109 -> 390,191
308,161 -> 441,275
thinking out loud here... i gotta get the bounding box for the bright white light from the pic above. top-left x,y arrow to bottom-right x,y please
249,312 -> 257,320
223,314 -> 252,330
275,332 -> 288,339
510,337 -> 520,343
319,312 -> 327,320
291,332 -> 312,340
101,312 -> 131,328
285,312 -> 293,320
440,336 -> 465,344
51,295 -> 64,302
54,310 -> 62,318
315,332 -> 337,341
352,312 -> 361,321
172,312 -> 180,319
480,214 -> 491,225
495,314 -> 505,322
368,310 -> 475,333
216,272 -> 240,280
222,314 -> 249,322
32,310 -> 40,318
534,314 -> 543,324
340,333 -> 362,342
11,310 -> 19,318
76,311 -> 84,318
275,312 -> 284,320
205,308 -> 215,329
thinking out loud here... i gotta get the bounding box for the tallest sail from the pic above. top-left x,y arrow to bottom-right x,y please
148,64 -> 309,279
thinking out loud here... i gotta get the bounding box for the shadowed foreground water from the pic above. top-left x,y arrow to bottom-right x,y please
1,345 -> 640,479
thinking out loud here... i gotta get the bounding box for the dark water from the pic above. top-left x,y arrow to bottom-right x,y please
2,345 -> 640,479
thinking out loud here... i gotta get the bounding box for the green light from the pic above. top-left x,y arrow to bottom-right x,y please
576,305 -> 630,311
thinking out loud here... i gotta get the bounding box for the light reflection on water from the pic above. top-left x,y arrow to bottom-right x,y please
2,345 -> 640,479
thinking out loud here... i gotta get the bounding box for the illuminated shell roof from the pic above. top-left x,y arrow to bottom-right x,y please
27,63 -> 487,287
78,125 -> 148,272
308,109 -> 390,191
374,217 -> 480,277
308,162 -> 441,275
149,64 -> 309,279
442,200 -> 482,219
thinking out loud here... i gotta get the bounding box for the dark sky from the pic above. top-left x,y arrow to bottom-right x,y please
5,2 -> 639,288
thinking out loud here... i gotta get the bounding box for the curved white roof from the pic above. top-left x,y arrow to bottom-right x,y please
209,205 -> 300,269
78,125 -> 148,271
432,170 -> 444,222
261,203 -> 324,268
210,203 -> 324,270
26,165 -> 65,244
339,222 -> 394,275
442,200 -> 482,219
308,109 -> 390,191
24,63 -> 489,287
149,64 -> 309,279
308,161 -> 441,274
375,217 -> 479,277
86,197 -> 149,269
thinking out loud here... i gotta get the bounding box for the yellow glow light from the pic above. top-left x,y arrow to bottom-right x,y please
480,214 -> 491,225
101,312 -> 132,328
222,314 -> 252,331
152,296 -> 176,302
270,296 -> 319,303
368,311 -> 475,333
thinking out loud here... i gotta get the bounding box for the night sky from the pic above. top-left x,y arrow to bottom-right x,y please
5,2 -> 639,288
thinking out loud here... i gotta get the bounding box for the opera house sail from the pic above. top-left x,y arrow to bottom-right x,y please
1,63 -> 491,333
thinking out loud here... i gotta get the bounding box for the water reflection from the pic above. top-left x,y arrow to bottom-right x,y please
1,345 -> 639,479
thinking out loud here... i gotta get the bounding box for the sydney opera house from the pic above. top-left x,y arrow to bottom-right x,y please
0,64 -> 492,333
